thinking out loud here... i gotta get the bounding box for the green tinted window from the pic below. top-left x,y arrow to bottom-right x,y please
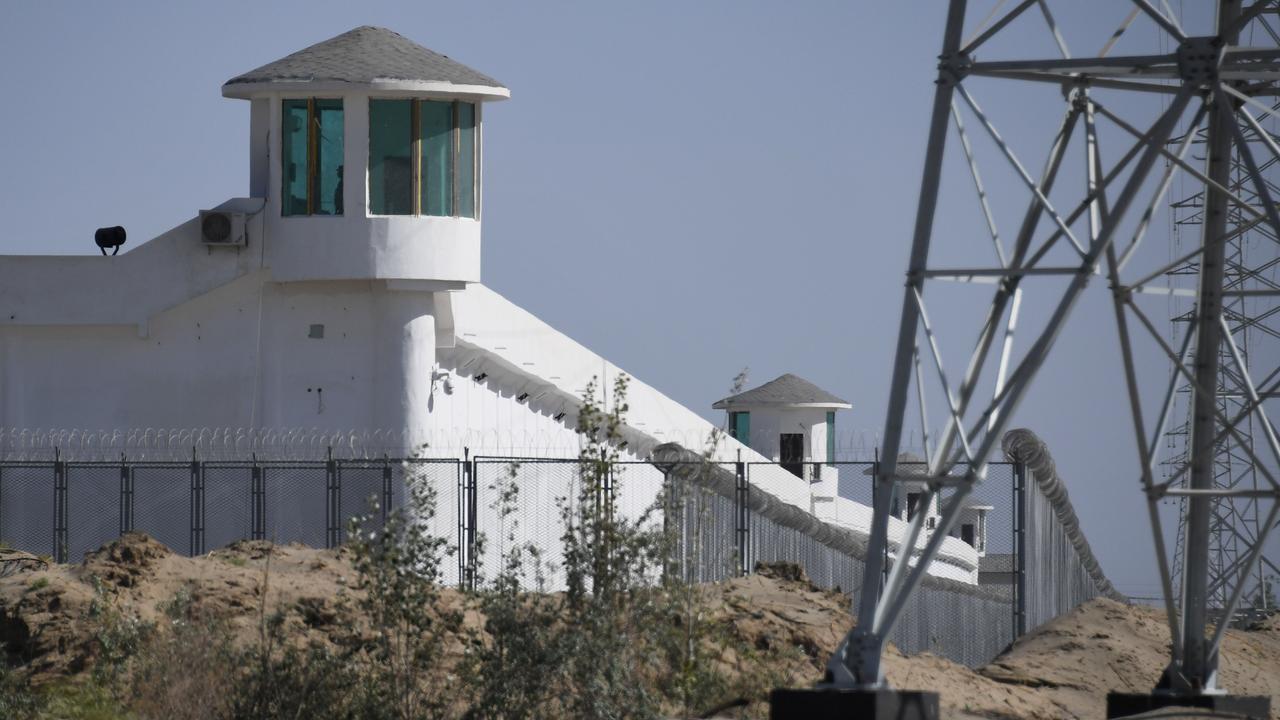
281,100 -> 310,216
313,100 -> 344,216
281,99 -> 343,216
826,411 -> 836,465
369,99 -> 413,215
457,102 -> 477,219
731,412 -> 750,445
420,101 -> 453,217
370,99 -> 479,218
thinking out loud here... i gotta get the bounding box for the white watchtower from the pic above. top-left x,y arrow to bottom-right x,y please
712,374 -> 850,479
223,26 -> 509,285
0,27 -> 509,442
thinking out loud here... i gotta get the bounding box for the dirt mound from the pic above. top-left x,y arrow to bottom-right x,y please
753,561 -> 816,587
81,532 -> 174,588
1,537 -> 374,683
1255,612 -> 1280,635
2,534 -> 1278,719
0,548 -> 48,579
707,572 -> 1064,719
701,578 -> 1280,719
981,598 -> 1280,719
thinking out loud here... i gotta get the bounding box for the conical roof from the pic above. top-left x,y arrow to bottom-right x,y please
711,373 -> 850,410
223,26 -> 508,99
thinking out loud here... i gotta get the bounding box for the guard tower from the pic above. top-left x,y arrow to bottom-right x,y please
0,27 -> 510,439
868,452 -> 990,555
713,373 -> 850,482
222,26 -> 509,284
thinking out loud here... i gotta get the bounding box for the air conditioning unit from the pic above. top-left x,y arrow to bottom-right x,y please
199,209 -> 248,246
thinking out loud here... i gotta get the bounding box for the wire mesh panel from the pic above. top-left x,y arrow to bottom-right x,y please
0,447 -> 1105,669
925,463 -> 1015,591
612,461 -> 666,531
130,464 -> 193,555
474,459 -> 580,591
835,461 -> 877,509
1022,475 -> 1108,632
399,459 -> 460,587
667,465 -> 739,584
399,460 -> 459,521
973,463 -> 1016,557
65,464 -> 122,562
0,463 -> 56,557
892,584 -> 1013,667
336,460 -> 389,543
202,463 -> 254,553
749,509 -> 865,595
261,463 -> 327,547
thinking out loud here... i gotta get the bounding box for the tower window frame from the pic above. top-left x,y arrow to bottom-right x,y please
368,98 -> 478,219
729,411 -> 750,445
281,98 -> 344,217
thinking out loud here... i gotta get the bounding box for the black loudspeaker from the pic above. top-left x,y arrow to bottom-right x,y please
95,226 -> 127,256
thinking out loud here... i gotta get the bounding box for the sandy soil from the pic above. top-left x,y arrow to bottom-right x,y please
1,533 -> 1277,719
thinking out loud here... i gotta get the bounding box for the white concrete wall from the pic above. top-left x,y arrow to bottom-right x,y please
733,406 -> 832,463
0,274 -> 442,435
0,275 -> 981,582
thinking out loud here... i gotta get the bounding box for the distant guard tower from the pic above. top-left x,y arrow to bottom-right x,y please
712,373 -> 850,479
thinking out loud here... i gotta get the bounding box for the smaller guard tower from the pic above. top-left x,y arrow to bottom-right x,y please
713,374 -> 850,480
874,452 -> 989,554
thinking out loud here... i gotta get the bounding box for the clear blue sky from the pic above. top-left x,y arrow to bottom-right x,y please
1,1 -> 1254,599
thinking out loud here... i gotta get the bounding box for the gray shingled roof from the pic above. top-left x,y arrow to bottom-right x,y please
712,373 -> 850,409
224,26 -> 505,91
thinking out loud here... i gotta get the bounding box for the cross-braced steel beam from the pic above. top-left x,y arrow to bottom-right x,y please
1168,89 -> 1280,666
823,0 -> 1280,701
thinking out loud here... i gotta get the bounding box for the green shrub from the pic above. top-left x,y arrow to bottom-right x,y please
0,663 -> 43,720
230,551 -> 359,720
462,462 -> 565,719
340,461 -> 462,720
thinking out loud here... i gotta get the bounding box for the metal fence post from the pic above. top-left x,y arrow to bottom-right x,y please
119,454 -> 132,536
54,449 -> 67,563
251,455 -> 265,541
735,454 -> 749,577
459,448 -> 476,591
190,448 -> 205,556
325,448 -> 339,549
457,454 -> 466,589
381,456 -> 392,526
660,467 -> 675,582
874,449 -> 888,593
1014,460 -> 1027,639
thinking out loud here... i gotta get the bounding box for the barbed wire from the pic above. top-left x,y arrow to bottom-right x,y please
0,426 -> 894,463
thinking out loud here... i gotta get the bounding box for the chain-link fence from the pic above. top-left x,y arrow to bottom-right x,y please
0,439 -> 1117,668
1003,429 -> 1127,633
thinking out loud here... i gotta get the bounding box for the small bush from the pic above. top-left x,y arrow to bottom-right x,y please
126,588 -> 238,720
462,461 -> 565,719
0,663 -> 43,720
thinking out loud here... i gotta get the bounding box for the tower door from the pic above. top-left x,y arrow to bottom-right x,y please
780,433 -> 804,478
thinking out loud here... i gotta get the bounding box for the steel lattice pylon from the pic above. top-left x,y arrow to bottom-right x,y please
1167,110 -> 1279,620
821,0 -> 1280,701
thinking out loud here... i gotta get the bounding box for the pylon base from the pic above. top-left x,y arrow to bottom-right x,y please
769,687 -> 940,720
1106,691 -> 1270,719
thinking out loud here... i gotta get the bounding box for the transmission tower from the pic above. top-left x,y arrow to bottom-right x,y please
772,1 -> 1280,715
1167,111 -> 1279,619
